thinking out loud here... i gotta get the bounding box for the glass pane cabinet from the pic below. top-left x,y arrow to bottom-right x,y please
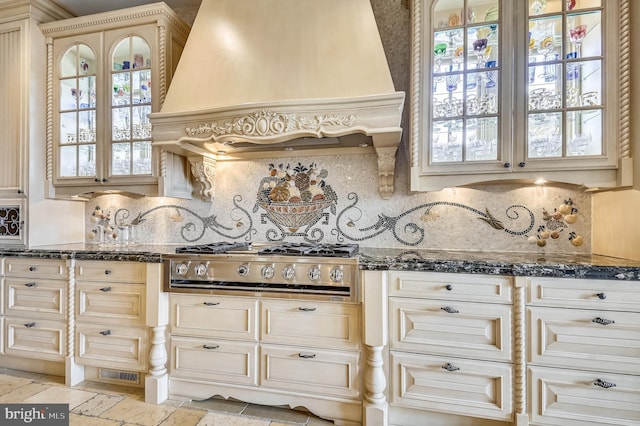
410,0 -> 631,191
40,4 -> 190,198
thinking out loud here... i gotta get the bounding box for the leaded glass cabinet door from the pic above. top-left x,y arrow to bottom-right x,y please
518,0 -> 616,171
423,0 -> 514,175
56,39 -> 100,185
109,34 -> 153,181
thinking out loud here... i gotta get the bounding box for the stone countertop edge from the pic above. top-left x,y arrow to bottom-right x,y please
0,245 -> 639,280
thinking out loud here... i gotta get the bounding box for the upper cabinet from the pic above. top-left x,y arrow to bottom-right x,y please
39,3 -> 192,198
410,0 -> 632,192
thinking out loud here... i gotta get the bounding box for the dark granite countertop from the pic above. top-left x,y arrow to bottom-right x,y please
357,248 -> 640,281
1,244 -> 639,281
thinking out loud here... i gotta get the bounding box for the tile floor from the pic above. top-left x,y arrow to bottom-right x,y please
0,368 -> 335,425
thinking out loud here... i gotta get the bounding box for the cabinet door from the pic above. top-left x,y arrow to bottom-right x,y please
0,201 -> 26,246
390,352 -> 513,421
529,366 -> 640,426
53,34 -> 102,187
103,25 -> 158,186
0,21 -> 26,196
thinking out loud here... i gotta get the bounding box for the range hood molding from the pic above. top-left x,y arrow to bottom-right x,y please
150,0 -> 405,199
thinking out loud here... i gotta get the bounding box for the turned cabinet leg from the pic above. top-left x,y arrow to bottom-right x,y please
145,325 -> 169,403
364,344 -> 388,426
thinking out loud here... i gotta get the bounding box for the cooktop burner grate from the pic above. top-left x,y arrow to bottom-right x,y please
175,241 -> 251,254
257,243 -> 359,258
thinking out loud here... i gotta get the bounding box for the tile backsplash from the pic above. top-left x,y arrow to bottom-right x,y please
86,153 -> 591,253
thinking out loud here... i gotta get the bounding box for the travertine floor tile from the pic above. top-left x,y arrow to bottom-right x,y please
72,393 -> 123,416
0,373 -> 35,395
24,386 -> 97,409
100,396 -> 176,426
73,381 -> 145,400
0,382 -> 50,402
69,412 -> 122,426
157,406 -> 207,426
195,411 -> 270,426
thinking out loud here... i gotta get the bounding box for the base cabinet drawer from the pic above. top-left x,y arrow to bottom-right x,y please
261,300 -> 360,350
390,352 -> 513,421
529,307 -> 640,374
4,317 -> 66,361
4,258 -> 67,279
5,278 -> 67,320
529,366 -> 640,426
76,324 -> 147,371
170,294 -> 258,340
76,261 -> 146,284
261,344 -> 360,399
170,336 -> 258,386
76,283 -> 145,326
390,298 -> 512,362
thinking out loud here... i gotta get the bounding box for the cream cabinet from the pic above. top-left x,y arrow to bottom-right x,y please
410,0 -> 632,191
2,258 -> 68,362
75,260 -> 148,373
388,271 -> 516,422
169,293 -> 362,425
39,3 -> 192,199
527,277 -> 640,426
0,2 -> 82,247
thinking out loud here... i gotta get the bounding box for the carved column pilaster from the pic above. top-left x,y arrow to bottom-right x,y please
65,259 -> 84,386
148,326 -> 167,378
188,156 -> 216,199
514,277 -> 529,426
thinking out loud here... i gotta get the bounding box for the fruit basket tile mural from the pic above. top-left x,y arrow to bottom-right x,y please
86,157 -> 590,253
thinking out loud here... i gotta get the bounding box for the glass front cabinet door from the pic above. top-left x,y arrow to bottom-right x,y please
410,0 -> 631,192
41,4 -> 190,198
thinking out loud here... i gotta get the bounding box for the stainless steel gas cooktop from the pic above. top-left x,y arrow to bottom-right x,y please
164,242 -> 360,302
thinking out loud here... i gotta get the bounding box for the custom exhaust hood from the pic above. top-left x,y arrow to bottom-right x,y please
149,0 -> 405,199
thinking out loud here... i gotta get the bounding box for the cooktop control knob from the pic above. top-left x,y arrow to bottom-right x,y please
194,263 -> 208,277
282,265 -> 296,280
308,266 -> 321,281
329,267 -> 344,282
237,264 -> 249,277
261,265 -> 275,279
175,263 -> 189,276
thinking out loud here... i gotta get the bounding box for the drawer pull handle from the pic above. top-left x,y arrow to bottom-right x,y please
203,344 -> 220,350
28,266 -> 37,272
442,363 -> 460,372
24,282 -> 37,288
445,284 -> 453,291
441,306 -> 459,314
203,302 -> 220,306
104,270 -> 112,275
592,317 -> 615,326
298,353 -> 316,359
99,330 -> 111,336
594,379 -> 616,389
596,293 -> 607,300
24,322 -> 36,328
298,307 -> 317,312
100,287 -> 112,292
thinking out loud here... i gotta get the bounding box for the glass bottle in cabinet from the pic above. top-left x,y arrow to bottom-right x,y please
41,3 -> 190,198
411,0 -> 630,192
